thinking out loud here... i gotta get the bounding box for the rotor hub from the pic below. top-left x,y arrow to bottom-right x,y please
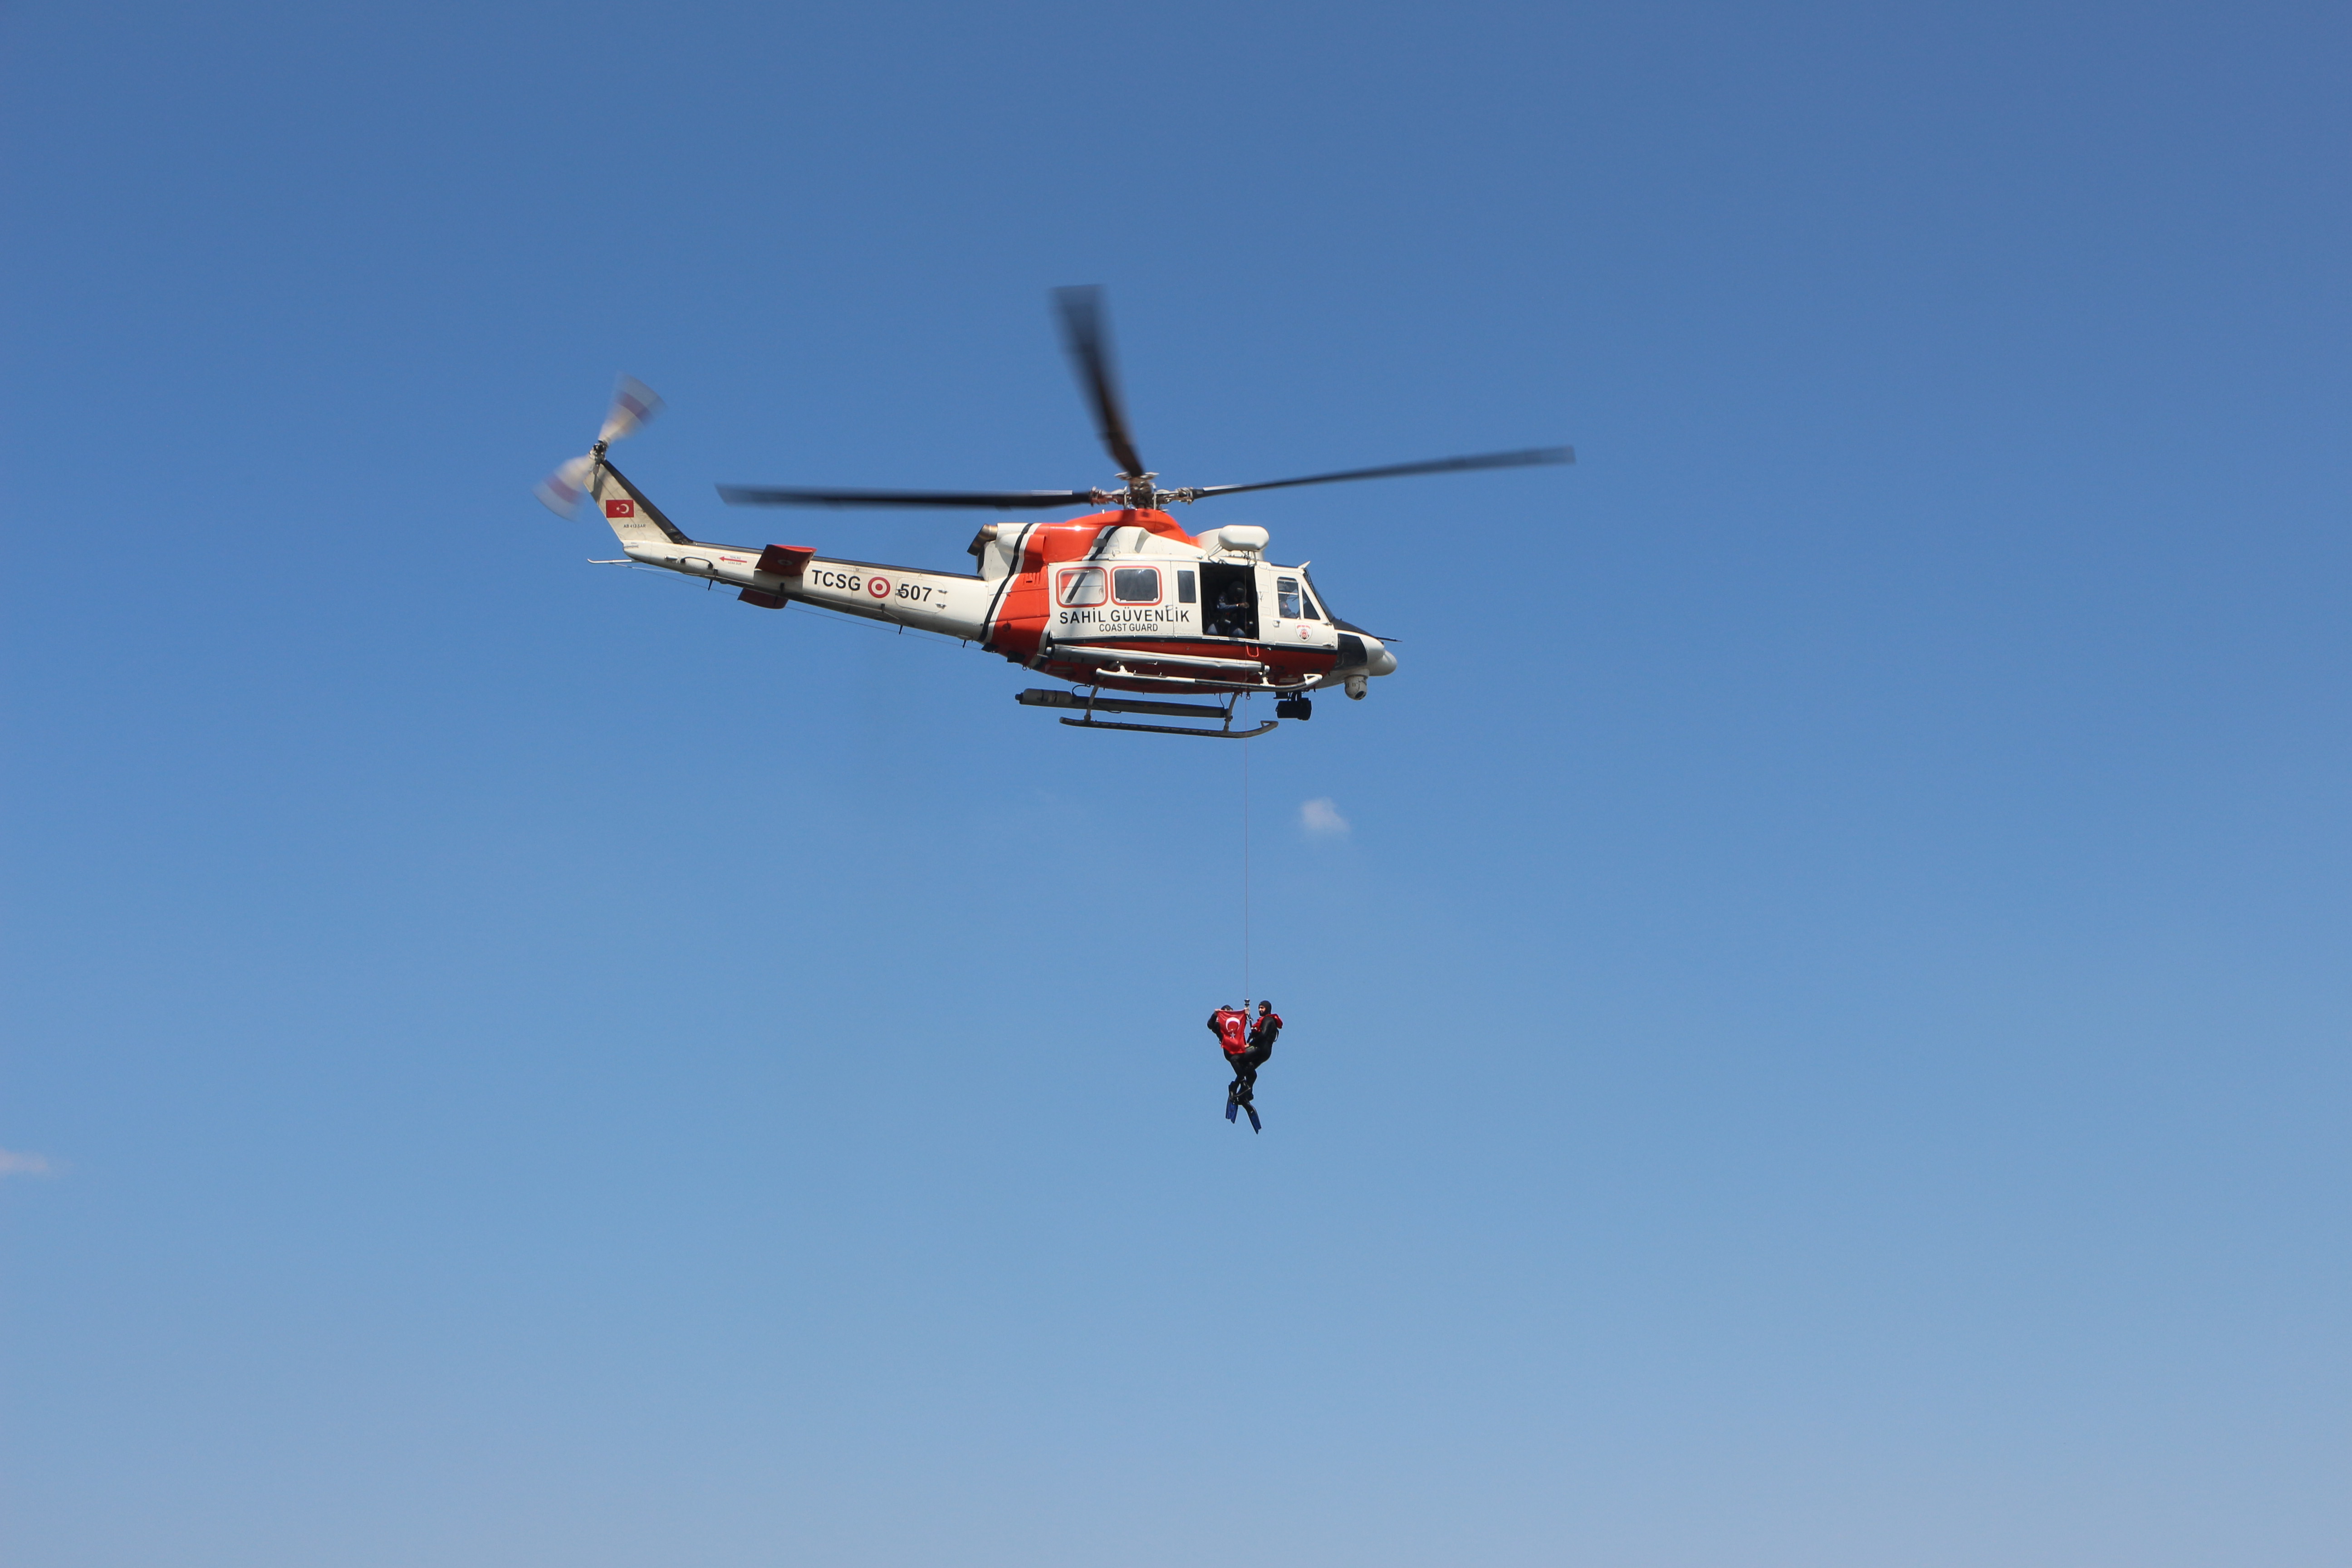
1093,473 -> 1161,510
1090,472 -> 1210,510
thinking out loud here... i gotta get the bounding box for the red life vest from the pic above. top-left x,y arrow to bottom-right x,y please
1217,1009 -> 1248,1056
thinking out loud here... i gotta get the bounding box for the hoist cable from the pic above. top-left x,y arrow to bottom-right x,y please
1241,728 -> 1252,1014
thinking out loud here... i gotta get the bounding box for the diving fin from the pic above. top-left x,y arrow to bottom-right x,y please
1243,1102 -> 1262,1133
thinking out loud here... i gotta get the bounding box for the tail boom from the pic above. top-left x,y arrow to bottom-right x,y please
594,460 -> 986,637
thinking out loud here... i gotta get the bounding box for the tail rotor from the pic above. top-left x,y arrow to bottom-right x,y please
535,374 -> 666,517
598,373 -> 663,444
533,454 -> 595,517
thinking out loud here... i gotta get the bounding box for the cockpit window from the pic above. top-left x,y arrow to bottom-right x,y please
1299,586 -> 1323,620
1302,570 -> 1334,622
1276,577 -> 1303,619
1058,567 -> 1107,607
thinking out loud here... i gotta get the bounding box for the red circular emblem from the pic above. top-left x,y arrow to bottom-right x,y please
867,576 -> 892,598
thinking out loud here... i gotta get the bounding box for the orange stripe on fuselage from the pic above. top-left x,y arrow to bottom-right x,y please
984,509 -> 1196,662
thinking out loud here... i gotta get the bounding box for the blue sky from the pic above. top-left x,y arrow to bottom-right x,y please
2,2 -> 2345,1563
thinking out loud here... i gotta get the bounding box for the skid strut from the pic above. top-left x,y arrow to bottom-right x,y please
1017,688 -> 1277,739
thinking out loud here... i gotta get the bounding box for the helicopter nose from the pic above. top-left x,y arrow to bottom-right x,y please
1335,629 -> 1396,697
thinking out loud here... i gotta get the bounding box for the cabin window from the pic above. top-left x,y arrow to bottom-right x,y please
1276,577 -> 1303,619
1058,567 -> 1107,607
1176,570 -> 1196,604
1113,567 -> 1161,604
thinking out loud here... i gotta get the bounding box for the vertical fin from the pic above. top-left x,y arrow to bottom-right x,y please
591,457 -> 693,548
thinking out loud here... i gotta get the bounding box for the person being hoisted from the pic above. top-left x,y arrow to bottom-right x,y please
1242,1001 -> 1282,1092
1207,1003 -> 1255,1129
1207,1000 -> 1283,1131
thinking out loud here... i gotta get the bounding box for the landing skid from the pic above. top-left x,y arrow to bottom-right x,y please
1017,688 -> 1278,740
1063,716 -> 1280,739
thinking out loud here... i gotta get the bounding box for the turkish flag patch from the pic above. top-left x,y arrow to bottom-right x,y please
605,498 -> 636,518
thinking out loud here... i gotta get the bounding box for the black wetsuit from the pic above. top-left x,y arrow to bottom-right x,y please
1234,1009 -> 1282,1090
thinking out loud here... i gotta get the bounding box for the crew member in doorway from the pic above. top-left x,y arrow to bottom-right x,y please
1210,579 -> 1250,638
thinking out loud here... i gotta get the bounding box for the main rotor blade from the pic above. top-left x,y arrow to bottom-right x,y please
718,483 -> 1101,511
1053,285 -> 1147,479
1186,446 -> 1574,501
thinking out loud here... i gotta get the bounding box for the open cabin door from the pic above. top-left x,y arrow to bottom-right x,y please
1198,560 -> 1259,641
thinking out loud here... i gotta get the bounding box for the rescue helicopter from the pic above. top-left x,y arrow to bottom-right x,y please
536,289 -> 1572,738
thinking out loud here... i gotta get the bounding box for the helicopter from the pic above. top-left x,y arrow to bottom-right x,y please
536,289 -> 1572,738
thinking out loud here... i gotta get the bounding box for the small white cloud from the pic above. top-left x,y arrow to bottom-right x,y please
1300,797 -> 1350,837
0,1149 -> 56,1177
